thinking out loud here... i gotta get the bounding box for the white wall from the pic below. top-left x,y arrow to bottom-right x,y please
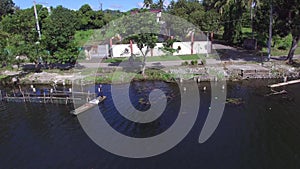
111,41 -> 211,58
111,44 -> 132,58
173,42 -> 191,56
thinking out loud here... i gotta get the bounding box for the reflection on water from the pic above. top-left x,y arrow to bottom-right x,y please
0,80 -> 300,169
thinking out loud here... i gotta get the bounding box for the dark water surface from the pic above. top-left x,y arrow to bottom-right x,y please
0,80 -> 300,169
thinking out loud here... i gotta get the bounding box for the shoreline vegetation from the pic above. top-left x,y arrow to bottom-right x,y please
1,58 -> 299,86
1,1 -> 300,87
1,50 -> 300,86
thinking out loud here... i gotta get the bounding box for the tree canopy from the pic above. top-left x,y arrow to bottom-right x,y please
0,3 -> 121,66
115,12 -> 160,75
0,0 -> 300,67
0,0 -> 15,20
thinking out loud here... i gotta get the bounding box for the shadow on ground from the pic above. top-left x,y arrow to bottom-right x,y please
215,48 -> 267,63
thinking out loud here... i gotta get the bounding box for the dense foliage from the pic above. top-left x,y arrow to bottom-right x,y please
0,3 -> 122,67
0,0 -> 299,68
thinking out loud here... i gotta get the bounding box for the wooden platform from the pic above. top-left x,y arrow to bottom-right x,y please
71,96 -> 106,116
268,79 -> 300,88
2,96 -> 82,104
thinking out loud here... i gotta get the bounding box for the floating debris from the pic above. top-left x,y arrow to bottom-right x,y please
138,98 -> 150,105
265,89 -> 287,96
226,98 -> 244,105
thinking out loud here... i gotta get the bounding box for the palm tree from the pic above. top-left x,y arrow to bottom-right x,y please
157,0 -> 165,9
209,0 -> 260,44
143,0 -> 153,9
212,0 -> 259,14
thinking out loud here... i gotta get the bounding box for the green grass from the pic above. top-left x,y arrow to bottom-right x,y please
147,54 -> 204,62
103,54 -> 206,63
261,44 -> 300,57
74,30 -> 95,46
0,74 -> 8,80
241,27 -> 254,39
74,29 -> 118,46
240,29 -> 300,57
83,69 -> 175,84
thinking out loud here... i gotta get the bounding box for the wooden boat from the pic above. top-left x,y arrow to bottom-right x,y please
71,96 -> 106,115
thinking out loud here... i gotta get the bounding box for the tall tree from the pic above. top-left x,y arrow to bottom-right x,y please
0,30 -> 10,66
114,12 -> 160,75
167,0 -> 220,36
0,7 -> 43,65
0,0 -> 15,20
43,6 -> 80,63
204,0 -> 260,44
273,0 -> 300,63
254,0 -> 300,63
131,33 -> 158,75
157,0 -> 165,9
143,0 -> 153,9
222,0 -> 244,44
151,0 -> 165,9
77,4 -> 105,30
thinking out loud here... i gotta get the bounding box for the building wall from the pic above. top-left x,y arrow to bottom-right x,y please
111,41 -> 211,58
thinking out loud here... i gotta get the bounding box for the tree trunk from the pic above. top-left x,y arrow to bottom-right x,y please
141,55 -> 147,76
150,48 -> 153,57
286,35 -> 300,64
141,47 -> 149,76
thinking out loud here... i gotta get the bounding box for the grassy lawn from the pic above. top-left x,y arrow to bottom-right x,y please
0,74 -> 8,80
74,30 -> 94,46
84,69 -> 175,84
147,54 -> 204,62
261,43 -> 300,57
240,27 -> 300,57
103,54 -> 206,63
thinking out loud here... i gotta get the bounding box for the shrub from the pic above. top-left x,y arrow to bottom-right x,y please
191,60 -> 198,65
201,58 -> 206,65
181,61 -> 189,66
274,34 -> 292,50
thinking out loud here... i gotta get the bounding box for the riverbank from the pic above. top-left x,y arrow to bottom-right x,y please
1,42 -> 300,85
1,58 -> 299,86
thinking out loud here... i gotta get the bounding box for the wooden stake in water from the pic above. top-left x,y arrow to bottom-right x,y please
0,90 -> 2,101
44,92 -> 46,103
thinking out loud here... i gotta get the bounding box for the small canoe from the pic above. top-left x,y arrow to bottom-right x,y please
71,96 -> 106,115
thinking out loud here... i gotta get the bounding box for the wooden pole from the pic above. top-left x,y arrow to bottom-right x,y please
130,40 -> 133,55
267,1 -> 273,60
110,38 -> 113,57
33,1 -> 42,40
268,79 -> 300,88
191,32 -> 194,54
19,85 -> 25,102
43,92 -> 46,103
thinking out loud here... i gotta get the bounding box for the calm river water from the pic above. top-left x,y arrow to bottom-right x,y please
0,80 -> 300,169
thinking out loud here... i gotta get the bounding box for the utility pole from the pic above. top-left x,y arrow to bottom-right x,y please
267,0 -> 273,61
250,0 -> 254,39
98,0 -> 103,11
33,1 -> 41,40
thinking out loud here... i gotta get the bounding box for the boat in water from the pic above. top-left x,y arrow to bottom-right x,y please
71,96 -> 106,115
